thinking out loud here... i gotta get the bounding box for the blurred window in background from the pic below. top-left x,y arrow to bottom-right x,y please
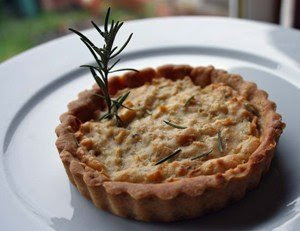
0,0 -> 299,62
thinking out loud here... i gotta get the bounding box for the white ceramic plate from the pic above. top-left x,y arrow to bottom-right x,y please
0,17 -> 300,231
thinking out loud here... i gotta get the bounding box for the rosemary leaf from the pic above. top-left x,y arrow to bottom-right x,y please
108,58 -> 121,71
104,7 -> 110,32
99,112 -> 112,121
118,91 -> 131,107
155,149 -> 182,165
79,38 -> 103,68
68,28 -> 96,50
120,104 -> 136,111
217,130 -> 223,153
80,64 -> 101,72
191,150 -> 213,161
184,95 -> 195,107
90,68 -> 105,90
110,33 -> 133,59
109,68 -> 139,73
91,20 -> 105,36
164,120 -> 187,129
92,93 -> 105,99
110,46 -> 118,55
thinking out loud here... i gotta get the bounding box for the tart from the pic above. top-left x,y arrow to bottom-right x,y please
55,64 -> 285,222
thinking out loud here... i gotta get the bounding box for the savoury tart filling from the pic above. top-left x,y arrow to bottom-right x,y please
75,77 -> 261,183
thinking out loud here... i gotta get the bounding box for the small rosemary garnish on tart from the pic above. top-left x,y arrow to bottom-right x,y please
184,95 -> 195,107
217,130 -> 223,153
163,120 -> 187,129
191,149 -> 213,161
69,7 -> 138,126
155,149 -> 182,165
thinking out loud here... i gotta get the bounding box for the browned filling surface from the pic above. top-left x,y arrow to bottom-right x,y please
75,77 -> 260,183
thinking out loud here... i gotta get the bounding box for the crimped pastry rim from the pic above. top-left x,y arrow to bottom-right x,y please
55,64 -> 285,221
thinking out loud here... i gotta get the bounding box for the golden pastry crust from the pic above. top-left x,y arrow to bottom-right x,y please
55,65 -> 285,221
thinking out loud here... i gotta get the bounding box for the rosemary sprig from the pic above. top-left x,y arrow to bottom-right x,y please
163,120 -> 187,129
184,95 -> 195,107
69,7 -> 138,126
155,149 -> 182,165
217,130 -> 223,153
191,149 -> 213,161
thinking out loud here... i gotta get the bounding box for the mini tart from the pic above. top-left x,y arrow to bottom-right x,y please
55,65 -> 285,222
